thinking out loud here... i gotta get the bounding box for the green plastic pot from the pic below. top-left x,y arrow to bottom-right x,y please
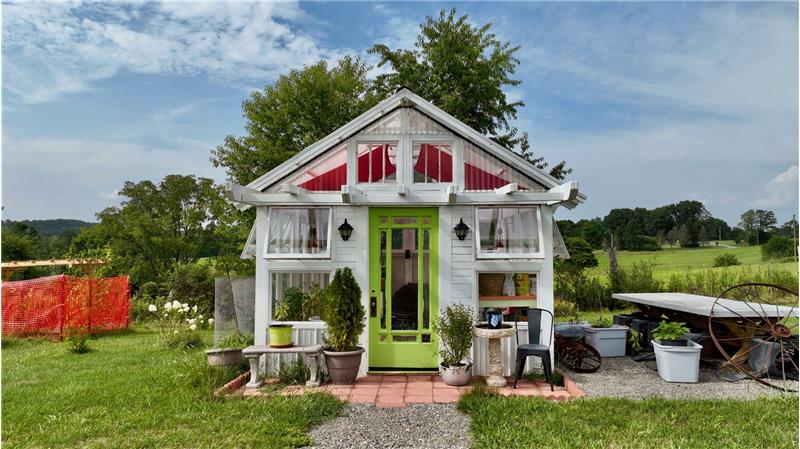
268,324 -> 293,348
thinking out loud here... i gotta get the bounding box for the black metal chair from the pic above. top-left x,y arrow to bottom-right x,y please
513,308 -> 555,390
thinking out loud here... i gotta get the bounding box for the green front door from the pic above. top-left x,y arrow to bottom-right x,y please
368,208 -> 438,370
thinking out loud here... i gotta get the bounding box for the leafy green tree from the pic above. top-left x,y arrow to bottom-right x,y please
676,224 -> 691,248
211,57 -> 379,185
762,236 -> 796,261
72,175 -> 226,286
776,217 -> 798,238
740,209 -> 776,245
559,237 -> 598,270
370,8 -> 570,179
698,226 -> 709,246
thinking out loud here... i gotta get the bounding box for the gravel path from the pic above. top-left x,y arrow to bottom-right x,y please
305,403 -> 471,449
566,356 -> 798,399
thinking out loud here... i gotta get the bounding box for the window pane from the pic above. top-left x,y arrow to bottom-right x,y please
267,208 -> 330,256
391,228 -> 418,331
271,272 -> 330,321
413,143 -> 452,183
464,143 -> 544,191
478,272 -> 537,320
357,143 -> 397,184
267,144 -> 346,192
478,207 -> 540,255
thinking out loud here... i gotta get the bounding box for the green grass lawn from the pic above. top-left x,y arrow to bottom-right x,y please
588,244 -> 798,279
458,388 -> 799,449
1,328 -> 343,449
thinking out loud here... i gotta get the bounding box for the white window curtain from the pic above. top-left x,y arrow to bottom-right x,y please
267,208 -> 330,257
478,207 -> 541,257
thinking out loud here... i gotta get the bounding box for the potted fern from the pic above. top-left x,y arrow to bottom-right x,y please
322,268 -> 365,384
434,304 -> 476,386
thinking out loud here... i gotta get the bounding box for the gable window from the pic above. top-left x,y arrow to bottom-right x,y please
266,208 -> 331,258
476,207 -> 543,258
412,143 -> 453,183
357,143 -> 398,184
266,144 -> 347,193
463,143 -> 545,192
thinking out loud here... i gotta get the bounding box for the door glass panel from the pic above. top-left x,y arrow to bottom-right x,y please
393,335 -> 416,342
391,228 -> 418,331
422,229 -> 430,329
380,230 -> 387,329
393,217 -> 417,225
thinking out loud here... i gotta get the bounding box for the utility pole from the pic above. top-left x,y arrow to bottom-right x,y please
794,214 -> 798,262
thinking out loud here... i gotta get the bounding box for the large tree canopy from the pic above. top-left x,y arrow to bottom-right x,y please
71,175 -> 228,285
370,9 -> 570,179
213,9 -> 571,185
211,57 -> 378,185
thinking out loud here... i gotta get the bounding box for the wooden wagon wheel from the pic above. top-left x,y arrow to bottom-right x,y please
556,339 -> 602,373
708,283 -> 799,392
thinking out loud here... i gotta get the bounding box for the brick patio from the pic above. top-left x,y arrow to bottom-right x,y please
241,373 -> 585,407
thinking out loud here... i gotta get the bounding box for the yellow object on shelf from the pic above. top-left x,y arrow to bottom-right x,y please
514,273 -> 530,296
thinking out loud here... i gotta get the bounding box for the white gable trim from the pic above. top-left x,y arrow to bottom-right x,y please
244,88 -> 586,205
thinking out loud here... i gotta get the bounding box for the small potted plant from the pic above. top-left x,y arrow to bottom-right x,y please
268,300 -> 294,348
322,268 -> 365,384
584,317 -> 629,357
651,321 -> 690,346
206,330 -> 253,366
651,320 -> 702,383
434,304 -> 476,386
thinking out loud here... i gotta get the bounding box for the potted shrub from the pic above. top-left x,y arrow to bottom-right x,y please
434,304 -> 476,386
651,320 -> 690,346
322,268 -> 365,384
584,317 -> 629,357
206,330 -> 253,366
651,321 -> 702,383
268,287 -> 305,348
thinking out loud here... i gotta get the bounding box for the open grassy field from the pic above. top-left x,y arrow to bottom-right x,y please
587,244 -> 798,279
458,387 -> 799,449
1,328 -> 343,449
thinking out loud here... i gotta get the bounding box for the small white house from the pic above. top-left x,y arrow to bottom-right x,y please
226,88 -> 584,376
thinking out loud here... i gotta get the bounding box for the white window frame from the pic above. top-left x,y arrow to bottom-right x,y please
264,207 -> 333,259
355,139 -> 401,188
474,206 -> 545,259
410,138 -> 456,190
267,268 -> 334,326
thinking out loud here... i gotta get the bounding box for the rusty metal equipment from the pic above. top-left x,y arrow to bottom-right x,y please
553,326 -> 602,373
708,283 -> 799,392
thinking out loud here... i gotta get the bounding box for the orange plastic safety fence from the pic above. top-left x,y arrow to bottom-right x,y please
2,274 -> 130,338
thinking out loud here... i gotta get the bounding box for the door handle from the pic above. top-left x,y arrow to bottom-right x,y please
370,296 -> 377,318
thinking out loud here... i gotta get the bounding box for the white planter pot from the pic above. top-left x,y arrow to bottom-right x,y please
652,340 -> 702,383
440,362 -> 473,386
584,325 -> 628,357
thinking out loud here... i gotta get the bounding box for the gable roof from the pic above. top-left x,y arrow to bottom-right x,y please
245,88 -> 586,207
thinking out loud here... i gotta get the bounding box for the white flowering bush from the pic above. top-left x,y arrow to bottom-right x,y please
149,297 -> 214,349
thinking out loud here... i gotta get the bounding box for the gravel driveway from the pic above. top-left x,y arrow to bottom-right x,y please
566,356 -> 797,399
305,403 -> 471,449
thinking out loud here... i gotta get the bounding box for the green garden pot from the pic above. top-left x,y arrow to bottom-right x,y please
268,325 -> 293,348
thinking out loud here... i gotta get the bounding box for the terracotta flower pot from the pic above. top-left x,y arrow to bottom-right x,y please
323,347 -> 365,384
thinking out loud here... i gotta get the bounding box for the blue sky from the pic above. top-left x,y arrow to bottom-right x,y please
2,1 -> 798,226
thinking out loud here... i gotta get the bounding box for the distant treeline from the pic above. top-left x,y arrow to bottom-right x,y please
1,219 -> 95,264
2,219 -> 95,236
558,200 -> 797,251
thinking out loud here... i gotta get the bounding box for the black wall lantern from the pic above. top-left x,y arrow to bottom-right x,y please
453,218 -> 470,241
338,219 -> 354,241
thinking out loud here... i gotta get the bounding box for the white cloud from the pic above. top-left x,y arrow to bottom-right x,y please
753,166 -> 799,209
2,2 -> 349,104
99,190 -> 120,200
